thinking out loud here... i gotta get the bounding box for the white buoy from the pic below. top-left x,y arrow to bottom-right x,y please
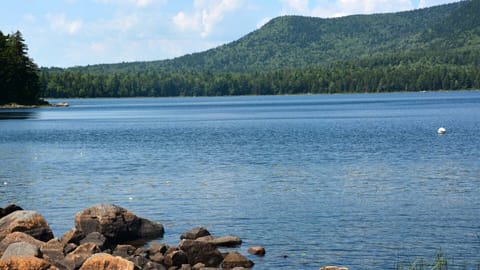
437,127 -> 446,135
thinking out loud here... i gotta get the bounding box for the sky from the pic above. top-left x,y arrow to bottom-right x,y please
1,0 -> 459,68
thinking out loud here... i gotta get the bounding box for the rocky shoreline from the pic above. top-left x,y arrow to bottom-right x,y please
0,204 -> 348,270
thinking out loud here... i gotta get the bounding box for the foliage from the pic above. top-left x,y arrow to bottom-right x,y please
0,31 -> 41,105
39,0 -> 480,98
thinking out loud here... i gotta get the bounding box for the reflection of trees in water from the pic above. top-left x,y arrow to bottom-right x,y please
0,111 -> 37,120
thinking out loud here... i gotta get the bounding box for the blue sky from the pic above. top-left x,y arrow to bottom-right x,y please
1,0 -> 458,68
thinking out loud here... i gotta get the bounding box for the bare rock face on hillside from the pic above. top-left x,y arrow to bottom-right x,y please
0,210 -> 54,242
74,204 -> 164,244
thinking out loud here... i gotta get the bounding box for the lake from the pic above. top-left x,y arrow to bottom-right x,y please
1,91 -> 479,269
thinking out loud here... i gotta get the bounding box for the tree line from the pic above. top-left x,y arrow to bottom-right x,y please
40,55 -> 480,98
0,31 -> 42,105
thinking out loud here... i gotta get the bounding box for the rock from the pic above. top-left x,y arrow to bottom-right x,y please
319,267 -> 349,270
62,243 -> 101,270
247,246 -> 266,256
74,204 -> 164,243
149,252 -> 164,264
180,227 -> 211,240
178,239 -> 223,267
0,242 -> 41,261
0,210 -> 54,242
130,254 -> 150,268
164,249 -> 188,267
79,232 -> 108,250
0,232 -> 45,257
112,244 -> 136,258
64,243 -> 77,254
79,253 -> 135,270
0,256 -> 53,270
143,261 -> 167,270
180,264 -> 192,270
192,262 -> 206,270
0,204 -> 23,219
40,238 -> 65,266
221,252 -> 254,269
61,228 -> 85,246
149,242 -> 168,255
196,235 -> 242,248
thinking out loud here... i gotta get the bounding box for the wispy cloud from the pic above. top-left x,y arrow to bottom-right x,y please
46,13 -> 83,35
173,0 -> 246,37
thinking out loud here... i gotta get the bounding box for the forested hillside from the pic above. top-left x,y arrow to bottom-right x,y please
0,31 -> 42,105
41,0 -> 480,98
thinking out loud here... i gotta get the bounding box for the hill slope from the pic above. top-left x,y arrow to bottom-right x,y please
41,0 -> 480,97
63,0 -> 479,74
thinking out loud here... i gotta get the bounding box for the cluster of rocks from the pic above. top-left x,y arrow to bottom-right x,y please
0,204 -> 264,270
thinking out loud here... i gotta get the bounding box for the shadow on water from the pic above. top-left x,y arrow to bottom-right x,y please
0,111 -> 37,120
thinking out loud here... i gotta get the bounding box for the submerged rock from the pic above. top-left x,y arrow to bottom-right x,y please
0,210 -> 54,242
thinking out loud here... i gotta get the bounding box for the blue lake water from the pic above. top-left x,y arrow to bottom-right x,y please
1,92 -> 479,269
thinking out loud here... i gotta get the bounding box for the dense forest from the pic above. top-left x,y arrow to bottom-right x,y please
37,0 -> 480,97
0,31 -> 42,105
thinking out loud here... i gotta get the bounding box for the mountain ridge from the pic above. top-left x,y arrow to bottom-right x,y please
59,0 -> 477,74
40,0 -> 480,97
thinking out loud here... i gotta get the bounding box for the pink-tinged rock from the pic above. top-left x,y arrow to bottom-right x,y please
79,253 -> 135,270
0,211 -> 54,242
247,246 -> 266,256
0,256 -> 54,270
221,251 -> 254,269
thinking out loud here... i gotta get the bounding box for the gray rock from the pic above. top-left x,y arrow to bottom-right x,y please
164,250 -> 188,267
180,227 -> 211,240
179,239 -> 223,267
0,242 -> 41,261
80,232 -> 108,250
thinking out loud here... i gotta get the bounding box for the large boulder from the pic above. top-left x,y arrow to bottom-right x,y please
79,253 -> 135,270
74,204 -> 164,243
0,210 -> 54,242
178,239 -> 223,267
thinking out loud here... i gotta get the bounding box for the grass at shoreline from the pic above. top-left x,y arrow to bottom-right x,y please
394,251 -> 480,270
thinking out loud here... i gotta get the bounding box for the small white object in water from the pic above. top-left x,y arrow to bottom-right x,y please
437,127 -> 446,135
3,181 -> 7,185
128,196 -> 133,200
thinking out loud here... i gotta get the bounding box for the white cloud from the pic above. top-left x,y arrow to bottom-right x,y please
94,0 -> 159,7
418,0 -> 455,8
173,0 -> 245,37
280,0 -> 310,15
46,13 -> 83,35
279,0 -> 417,18
257,17 -> 272,29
